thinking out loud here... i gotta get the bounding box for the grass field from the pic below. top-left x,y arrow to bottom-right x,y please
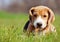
0,11 -> 60,42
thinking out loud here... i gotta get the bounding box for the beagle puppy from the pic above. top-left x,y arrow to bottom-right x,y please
23,6 -> 56,35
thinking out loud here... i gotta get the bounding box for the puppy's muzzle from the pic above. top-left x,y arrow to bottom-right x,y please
37,23 -> 42,28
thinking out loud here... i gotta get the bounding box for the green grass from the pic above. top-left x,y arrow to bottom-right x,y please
0,11 -> 60,42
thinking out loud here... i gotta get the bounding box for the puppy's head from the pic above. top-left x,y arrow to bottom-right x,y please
29,6 -> 55,29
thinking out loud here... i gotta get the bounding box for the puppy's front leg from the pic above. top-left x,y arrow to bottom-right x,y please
27,23 -> 35,36
50,25 -> 57,36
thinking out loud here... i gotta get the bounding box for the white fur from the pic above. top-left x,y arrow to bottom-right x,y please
33,16 -> 46,28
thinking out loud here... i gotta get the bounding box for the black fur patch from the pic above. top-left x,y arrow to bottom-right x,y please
23,20 -> 30,32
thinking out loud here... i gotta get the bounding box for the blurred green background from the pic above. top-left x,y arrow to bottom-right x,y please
0,0 -> 60,42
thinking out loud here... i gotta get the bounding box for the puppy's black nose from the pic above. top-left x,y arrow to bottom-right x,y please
37,23 -> 42,27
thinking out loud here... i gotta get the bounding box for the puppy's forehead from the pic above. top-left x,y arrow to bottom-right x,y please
33,6 -> 48,15
35,8 -> 48,15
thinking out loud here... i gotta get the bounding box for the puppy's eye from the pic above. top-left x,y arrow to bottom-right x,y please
43,15 -> 47,17
33,15 -> 37,17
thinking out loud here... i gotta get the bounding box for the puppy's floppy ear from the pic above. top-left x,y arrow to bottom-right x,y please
29,7 -> 35,21
48,8 -> 55,24
29,7 -> 35,15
